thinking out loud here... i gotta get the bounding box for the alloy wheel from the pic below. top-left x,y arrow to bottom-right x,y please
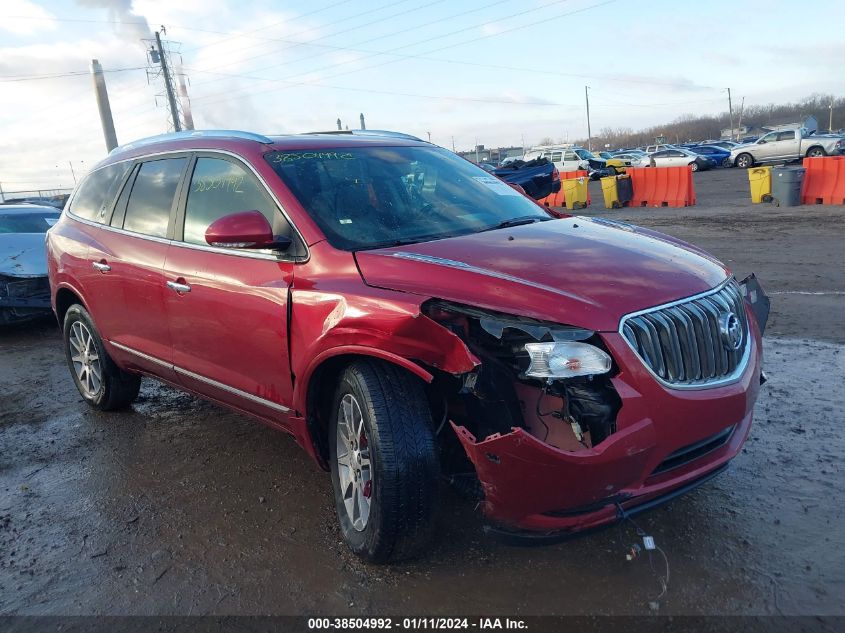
69,321 -> 102,397
336,393 -> 372,531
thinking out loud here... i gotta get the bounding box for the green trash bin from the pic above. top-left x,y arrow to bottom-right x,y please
771,166 -> 805,207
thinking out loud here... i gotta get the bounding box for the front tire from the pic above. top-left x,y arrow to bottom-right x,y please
329,360 -> 439,563
63,304 -> 141,410
735,153 -> 754,168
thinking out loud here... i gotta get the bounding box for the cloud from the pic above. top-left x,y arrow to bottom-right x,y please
1,0 -> 58,34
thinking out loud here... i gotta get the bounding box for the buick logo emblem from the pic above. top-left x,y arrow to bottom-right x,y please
719,312 -> 743,351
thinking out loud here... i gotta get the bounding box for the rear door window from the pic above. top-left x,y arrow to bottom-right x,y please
182,157 -> 279,245
122,158 -> 187,238
68,162 -> 132,222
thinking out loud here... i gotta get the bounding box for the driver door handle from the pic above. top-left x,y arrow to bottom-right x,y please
166,280 -> 192,294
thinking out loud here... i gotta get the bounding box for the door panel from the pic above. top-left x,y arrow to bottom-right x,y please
86,157 -> 188,378
164,247 -> 295,420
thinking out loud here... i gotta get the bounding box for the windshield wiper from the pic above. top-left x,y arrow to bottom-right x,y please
481,216 -> 548,232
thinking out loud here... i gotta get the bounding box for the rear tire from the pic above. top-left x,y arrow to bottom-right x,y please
329,360 -> 439,563
690,161 -> 699,172
806,146 -> 826,158
63,304 -> 141,410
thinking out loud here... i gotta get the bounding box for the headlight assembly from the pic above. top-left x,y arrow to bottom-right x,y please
524,342 -> 612,379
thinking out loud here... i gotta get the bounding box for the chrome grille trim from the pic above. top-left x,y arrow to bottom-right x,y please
619,278 -> 751,390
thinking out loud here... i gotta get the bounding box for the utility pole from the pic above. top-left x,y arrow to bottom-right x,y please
585,86 -> 592,151
68,161 -> 77,185
89,59 -> 118,152
736,97 -> 745,140
830,100 -> 835,132
155,30 -> 181,132
726,87 -> 734,141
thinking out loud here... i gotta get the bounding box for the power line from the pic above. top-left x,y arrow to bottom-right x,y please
186,64 -> 725,111
0,66 -> 145,82
181,0 -> 354,54
187,0 -> 439,89
190,0 -> 569,101
191,0 -> 616,107
187,0 -> 532,91
188,34 -> 711,93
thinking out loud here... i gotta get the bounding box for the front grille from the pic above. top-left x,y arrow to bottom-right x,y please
621,280 -> 749,387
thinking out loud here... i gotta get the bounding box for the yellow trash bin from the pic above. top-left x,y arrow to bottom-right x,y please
563,177 -> 588,210
748,166 -> 772,203
601,175 -> 619,209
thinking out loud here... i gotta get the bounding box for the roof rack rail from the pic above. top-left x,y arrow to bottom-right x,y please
110,130 -> 274,154
305,129 -> 424,142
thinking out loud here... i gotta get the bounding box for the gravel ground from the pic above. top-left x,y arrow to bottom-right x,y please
1,167 -> 843,617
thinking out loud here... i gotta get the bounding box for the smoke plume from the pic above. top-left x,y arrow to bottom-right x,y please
76,0 -> 153,42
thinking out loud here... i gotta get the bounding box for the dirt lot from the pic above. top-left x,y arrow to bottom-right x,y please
1,167 -> 843,617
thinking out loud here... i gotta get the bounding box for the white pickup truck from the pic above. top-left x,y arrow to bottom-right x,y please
730,128 -> 844,168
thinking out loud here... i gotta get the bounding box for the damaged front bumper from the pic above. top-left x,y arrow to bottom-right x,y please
0,275 -> 52,323
451,324 -> 762,538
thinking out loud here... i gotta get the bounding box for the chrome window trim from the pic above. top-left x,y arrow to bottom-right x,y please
65,148 -> 310,264
108,340 -> 290,413
617,277 -> 752,391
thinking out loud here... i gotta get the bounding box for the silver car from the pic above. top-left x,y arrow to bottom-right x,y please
647,147 -> 711,172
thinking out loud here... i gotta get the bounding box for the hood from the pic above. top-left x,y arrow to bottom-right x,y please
731,142 -> 756,153
0,233 -> 48,277
355,217 -> 728,331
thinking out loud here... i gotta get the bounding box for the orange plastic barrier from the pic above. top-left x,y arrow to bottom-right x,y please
539,170 -> 590,207
801,156 -> 845,205
626,166 -> 696,207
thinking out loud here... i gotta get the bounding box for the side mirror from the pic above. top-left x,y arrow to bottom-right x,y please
204,210 -> 292,250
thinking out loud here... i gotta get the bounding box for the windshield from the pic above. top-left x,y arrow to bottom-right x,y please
0,211 -> 60,233
573,149 -> 593,159
265,145 -> 551,250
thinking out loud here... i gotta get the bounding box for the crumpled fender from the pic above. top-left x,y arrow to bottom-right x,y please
451,418 -> 657,525
291,289 -> 479,413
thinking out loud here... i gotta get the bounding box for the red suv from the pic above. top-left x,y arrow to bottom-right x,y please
47,130 -> 768,562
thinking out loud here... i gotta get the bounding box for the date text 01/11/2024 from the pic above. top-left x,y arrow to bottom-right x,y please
307,617 -> 528,630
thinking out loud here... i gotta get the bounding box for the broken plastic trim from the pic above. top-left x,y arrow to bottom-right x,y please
739,273 -> 770,336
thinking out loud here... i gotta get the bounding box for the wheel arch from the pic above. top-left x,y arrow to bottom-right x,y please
54,283 -> 87,326
301,348 -> 434,468
805,145 -> 825,157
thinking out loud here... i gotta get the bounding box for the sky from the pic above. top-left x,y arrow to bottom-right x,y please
1,0 -> 843,192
